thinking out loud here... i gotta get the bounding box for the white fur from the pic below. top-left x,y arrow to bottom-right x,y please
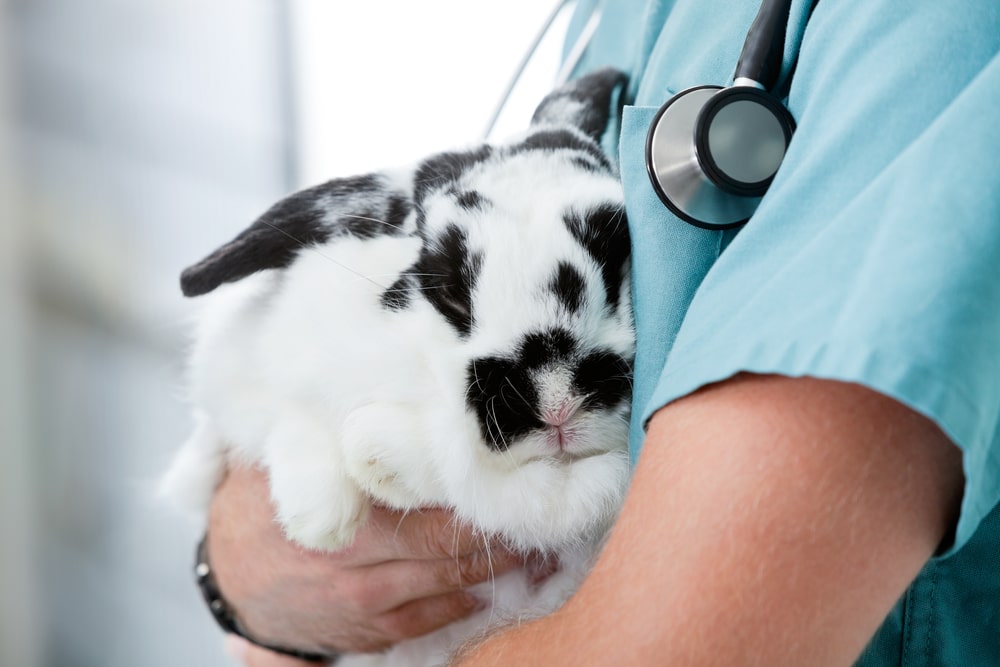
163,133 -> 634,665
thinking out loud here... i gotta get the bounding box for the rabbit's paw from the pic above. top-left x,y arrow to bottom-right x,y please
264,415 -> 370,551
270,466 -> 370,551
342,402 -> 441,509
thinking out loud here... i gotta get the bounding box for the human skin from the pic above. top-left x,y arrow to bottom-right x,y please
217,374 -> 964,666
207,465 -> 533,658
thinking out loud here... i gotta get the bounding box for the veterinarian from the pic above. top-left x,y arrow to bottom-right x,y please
205,0 -> 1000,664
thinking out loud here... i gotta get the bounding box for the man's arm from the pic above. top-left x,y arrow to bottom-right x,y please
454,374 -> 963,666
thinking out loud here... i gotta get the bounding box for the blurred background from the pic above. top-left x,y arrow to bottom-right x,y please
0,1 -> 569,665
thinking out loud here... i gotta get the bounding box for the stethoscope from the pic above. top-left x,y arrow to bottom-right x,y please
487,0 -> 804,231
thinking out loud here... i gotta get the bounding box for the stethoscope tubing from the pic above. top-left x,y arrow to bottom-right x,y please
482,0 -> 598,141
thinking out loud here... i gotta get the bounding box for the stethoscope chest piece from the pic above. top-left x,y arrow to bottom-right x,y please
645,84 -> 795,230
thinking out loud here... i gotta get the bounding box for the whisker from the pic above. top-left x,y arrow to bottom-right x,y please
486,396 -> 510,452
392,509 -> 411,540
482,536 -> 498,625
408,283 -> 457,293
257,220 -> 389,290
466,361 -> 481,401
395,272 -> 449,279
339,214 -> 407,233
503,377 -> 532,410
498,384 -> 516,413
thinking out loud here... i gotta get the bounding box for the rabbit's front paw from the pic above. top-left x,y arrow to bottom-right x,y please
270,467 -> 370,551
342,402 -> 442,509
264,415 -> 371,551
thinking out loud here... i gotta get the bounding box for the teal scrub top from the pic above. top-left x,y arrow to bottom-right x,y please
564,0 -> 1000,663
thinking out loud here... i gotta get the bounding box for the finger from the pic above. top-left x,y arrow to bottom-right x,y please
217,470 -> 494,565
344,546 -> 531,614
239,640 -> 318,667
374,591 -> 485,642
526,551 -> 561,585
224,635 -> 250,665
401,546 -> 531,597
347,507 -> 498,562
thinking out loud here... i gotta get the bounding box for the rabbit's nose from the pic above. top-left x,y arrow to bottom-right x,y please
540,395 -> 585,427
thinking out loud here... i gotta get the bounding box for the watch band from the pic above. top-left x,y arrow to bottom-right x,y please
194,535 -> 341,664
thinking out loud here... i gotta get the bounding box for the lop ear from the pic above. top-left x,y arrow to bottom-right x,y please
529,67 -> 628,141
180,172 -> 414,297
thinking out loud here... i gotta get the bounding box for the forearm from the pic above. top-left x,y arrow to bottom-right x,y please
453,374 -> 963,666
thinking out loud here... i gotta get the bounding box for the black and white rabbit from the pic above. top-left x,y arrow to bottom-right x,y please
163,68 -> 634,666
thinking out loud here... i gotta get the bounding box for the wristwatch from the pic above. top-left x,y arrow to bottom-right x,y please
194,535 -> 342,664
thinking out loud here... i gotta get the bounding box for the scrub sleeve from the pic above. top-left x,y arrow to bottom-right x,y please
567,0 -> 1000,664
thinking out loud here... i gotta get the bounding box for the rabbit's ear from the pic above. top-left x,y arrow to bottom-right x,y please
180,173 -> 413,297
529,67 -> 628,141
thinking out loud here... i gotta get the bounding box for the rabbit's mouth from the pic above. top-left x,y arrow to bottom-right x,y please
538,421 -> 607,462
546,424 -> 571,452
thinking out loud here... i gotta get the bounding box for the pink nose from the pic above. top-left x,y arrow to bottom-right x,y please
541,397 -> 582,427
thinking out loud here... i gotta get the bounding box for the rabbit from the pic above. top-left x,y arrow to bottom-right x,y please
162,68 -> 634,666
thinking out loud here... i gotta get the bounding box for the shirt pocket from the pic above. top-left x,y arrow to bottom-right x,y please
618,104 -> 726,457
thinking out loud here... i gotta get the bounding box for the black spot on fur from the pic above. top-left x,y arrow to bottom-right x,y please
466,356 -> 543,452
549,262 -> 586,313
519,328 -> 577,369
180,173 -> 413,297
414,146 -> 494,205
574,351 -> 632,411
380,275 -> 413,311
334,194 -> 412,239
511,130 -> 611,171
408,225 -> 482,336
386,194 -> 413,231
466,328 -> 630,452
530,67 -> 628,141
563,204 -> 630,310
180,188 -> 334,297
454,190 -> 489,211
328,174 -> 380,193
467,329 -> 579,451
571,156 -> 601,173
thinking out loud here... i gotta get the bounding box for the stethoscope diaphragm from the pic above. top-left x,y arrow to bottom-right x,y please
645,0 -> 805,229
645,84 -> 795,230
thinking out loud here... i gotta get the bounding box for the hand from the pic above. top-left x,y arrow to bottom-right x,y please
225,636 -> 314,667
207,464 -> 530,658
